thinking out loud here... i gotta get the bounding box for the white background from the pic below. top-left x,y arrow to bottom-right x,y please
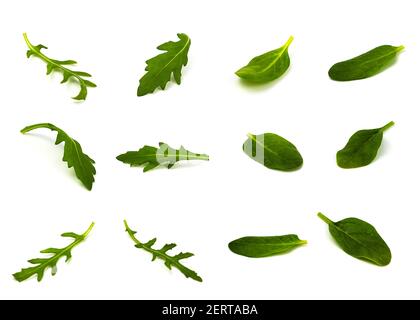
0,0 -> 419,300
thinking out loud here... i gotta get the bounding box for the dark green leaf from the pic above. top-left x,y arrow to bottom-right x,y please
229,235 -> 307,258
318,212 -> 391,266
137,33 -> 191,96
21,123 -> 96,190
337,121 -> 394,168
243,133 -> 303,171
329,45 -> 404,81
13,223 -> 94,282
235,36 -> 293,83
23,33 -> 96,100
124,220 -> 202,282
116,142 -> 209,172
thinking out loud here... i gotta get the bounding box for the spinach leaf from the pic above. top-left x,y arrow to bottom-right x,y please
243,133 -> 303,171
137,33 -> 191,96
235,36 -> 293,83
21,123 -> 96,190
124,220 -> 202,282
14,222 -> 94,282
337,121 -> 394,168
229,235 -> 307,258
117,142 -> 209,172
23,33 -> 96,100
318,213 -> 391,266
329,45 -> 404,81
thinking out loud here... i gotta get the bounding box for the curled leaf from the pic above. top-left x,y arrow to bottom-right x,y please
23,33 -> 96,100
21,123 -> 96,190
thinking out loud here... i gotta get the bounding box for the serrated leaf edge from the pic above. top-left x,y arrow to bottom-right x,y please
23,33 -> 96,100
124,220 -> 202,282
13,222 -> 94,282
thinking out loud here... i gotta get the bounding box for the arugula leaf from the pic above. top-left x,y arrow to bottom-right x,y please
21,123 -> 96,190
318,213 -> 391,266
329,44 -> 404,81
243,133 -> 303,171
235,36 -> 293,83
13,222 -> 94,282
124,220 -> 202,282
137,33 -> 191,96
23,33 -> 96,100
337,121 -> 394,168
229,235 -> 307,258
116,142 -> 209,172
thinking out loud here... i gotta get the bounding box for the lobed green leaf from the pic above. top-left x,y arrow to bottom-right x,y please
137,33 -> 191,96
124,220 -> 202,282
23,33 -> 96,100
21,123 -> 96,190
116,142 -> 209,172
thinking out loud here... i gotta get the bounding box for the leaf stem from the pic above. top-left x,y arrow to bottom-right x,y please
82,222 -> 95,238
183,154 -> 210,161
396,45 -> 405,53
246,133 -> 255,140
23,33 -> 32,49
124,220 -> 139,244
317,212 -> 334,226
285,36 -> 294,48
380,121 -> 395,132
21,123 -> 60,134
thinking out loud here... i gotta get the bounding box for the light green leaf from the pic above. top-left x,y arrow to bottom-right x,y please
21,123 -> 96,190
235,36 -> 293,83
124,220 -> 202,282
116,142 -> 209,172
23,33 -> 96,100
137,33 -> 191,96
13,223 -> 94,282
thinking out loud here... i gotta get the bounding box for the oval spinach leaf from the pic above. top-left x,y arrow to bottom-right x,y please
243,133 -> 303,171
337,121 -> 394,169
318,212 -> 391,266
235,36 -> 293,83
329,45 -> 404,81
229,235 -> 307,258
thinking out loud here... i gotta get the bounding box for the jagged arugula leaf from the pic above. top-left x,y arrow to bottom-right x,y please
23,33 -> 96,100
124,220 -> 202,282
21,123 -> 96,190
318,213 -> 391,266
337,121 -> 394,168
116,142 -> 209,172
13,223 -> 94,282
329,44 -> 404,81
137,33 -> 191,96
235,36 -> 293,83
229,234 -> 307,258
